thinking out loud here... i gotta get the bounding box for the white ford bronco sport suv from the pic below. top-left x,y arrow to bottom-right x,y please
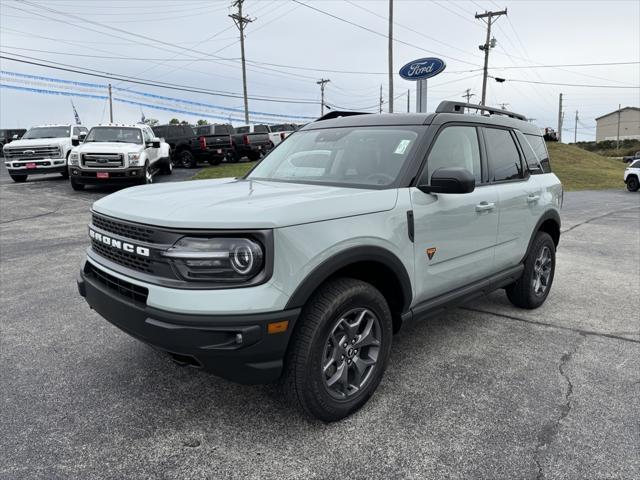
3,124 -> 88,183
68,124 -> 171,191
77,102 -> 562,422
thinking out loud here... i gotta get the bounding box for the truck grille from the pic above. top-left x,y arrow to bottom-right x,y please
82,153 -> 124,168
85,262 -> 149,304
92,213 -> 154,242
91,239 -> 154,274
3,145 -> 61,160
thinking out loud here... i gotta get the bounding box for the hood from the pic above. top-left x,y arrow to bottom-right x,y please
3,137 -> 66,149
75,142 -> 142,154
93,178 -> 399,229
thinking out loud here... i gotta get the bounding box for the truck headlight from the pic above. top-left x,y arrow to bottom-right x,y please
162,237 -> 264,282
69,152 -> 79,165
128,152 -> 141,166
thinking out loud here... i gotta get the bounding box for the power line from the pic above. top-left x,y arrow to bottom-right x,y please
490,75 -> 640,89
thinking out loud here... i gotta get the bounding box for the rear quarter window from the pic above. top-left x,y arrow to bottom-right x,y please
524,133 -> 552,173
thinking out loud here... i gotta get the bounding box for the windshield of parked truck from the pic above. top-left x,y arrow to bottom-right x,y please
247,127 -> 420,188
22,126 -> 70,139
85,127 -> 143,144
270,124 -> 295,132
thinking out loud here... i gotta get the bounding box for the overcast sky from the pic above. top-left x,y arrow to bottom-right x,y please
1,0 -> 638,141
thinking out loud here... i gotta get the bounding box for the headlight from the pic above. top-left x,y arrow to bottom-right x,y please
69,152 -> 79,165
128,152 -> 141,165
163,237 -> 264,282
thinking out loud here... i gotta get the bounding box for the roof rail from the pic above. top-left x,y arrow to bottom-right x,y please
315,111 -> 372,122
436,101 -> 527,121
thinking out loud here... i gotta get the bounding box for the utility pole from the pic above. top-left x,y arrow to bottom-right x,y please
230,0 -> 253,124
407,89 -> 410,113
475,8 -> 507,106
462,88 -> 475,104
616,103 -> 621,151
557,93 -> 563,143
388,0 -> 394,113
108,83 -> 113,123
317,78 -> 330,116
379,85 -> 383,113
574,110 -> 579,143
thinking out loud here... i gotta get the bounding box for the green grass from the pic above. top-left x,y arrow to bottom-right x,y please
190,143 -> 626,191
191,161 -> 254,180
547,142 -> 626,191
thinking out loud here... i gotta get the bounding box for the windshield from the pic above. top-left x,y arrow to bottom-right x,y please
22,126 -> 70,139
85,127 -> 143,144
270,124 -> 295,132
247,127 -> 420,188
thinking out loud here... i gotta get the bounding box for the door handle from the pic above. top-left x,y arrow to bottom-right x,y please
527,194 -> 541,203
475,202 -> 495,212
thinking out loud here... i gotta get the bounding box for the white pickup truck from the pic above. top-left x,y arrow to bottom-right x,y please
68,124 -> 171,191
2,124 -> 88,183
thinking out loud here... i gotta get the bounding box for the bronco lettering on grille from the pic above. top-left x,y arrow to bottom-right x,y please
89,228 -> 150,257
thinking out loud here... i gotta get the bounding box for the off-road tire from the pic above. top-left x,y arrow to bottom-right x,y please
178,150 -> 197,168
283,278 -> 393,422
10,174 -> 27,183
626,176 -> 639,192
506,232 -> 556,309
70,178 -> 84,190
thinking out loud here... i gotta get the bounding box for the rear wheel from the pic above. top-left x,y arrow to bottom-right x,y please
283,278 -> 393,422
227,151 -> 240,163
178,150 -> 196,168
506,232 -> 556,309
70,178 -> 84,191
9,174 -> 27,183
247,152 -> 260,161
160,158 -> 173,175
626,176 -> 639,192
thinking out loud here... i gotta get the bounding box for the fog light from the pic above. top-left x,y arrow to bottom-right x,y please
72,169 -> 79,175
131,170 -> 138,176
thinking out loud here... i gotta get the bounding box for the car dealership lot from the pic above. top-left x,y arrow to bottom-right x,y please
1,169 -> 638,479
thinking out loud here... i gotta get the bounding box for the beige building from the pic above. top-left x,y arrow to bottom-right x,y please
595,106 -> 640,142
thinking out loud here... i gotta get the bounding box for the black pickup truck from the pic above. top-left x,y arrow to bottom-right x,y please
152,124 -> 231,168
0,128 -> 26,157
195,124 -> 272,162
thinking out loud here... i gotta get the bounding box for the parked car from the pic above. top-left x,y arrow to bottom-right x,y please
265,123 -> 297,145
622,151 -> 640,163
151,124 -> 223,168
233,125 -> 275,160
67,124 -> 170,190
624,159 -> 640,191
2,124 -> 88,183
76,101 -> 562,422
0,128 -> 27,156
193,124 -> 238,165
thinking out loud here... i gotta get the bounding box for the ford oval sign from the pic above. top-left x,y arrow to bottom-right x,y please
399,57 -> 446,81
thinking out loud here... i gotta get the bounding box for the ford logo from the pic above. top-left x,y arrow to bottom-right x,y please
24,150 -> 35,156
399,57 -> 446,81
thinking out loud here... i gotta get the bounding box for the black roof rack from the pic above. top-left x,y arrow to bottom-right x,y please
315,111 -> 372,122
436,101 -> 527,122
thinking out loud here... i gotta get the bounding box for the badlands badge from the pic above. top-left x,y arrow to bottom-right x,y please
426,247 -> 437,260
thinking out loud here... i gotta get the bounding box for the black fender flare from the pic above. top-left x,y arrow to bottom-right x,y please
284,246 -> 413,313
522,209 -> 561,262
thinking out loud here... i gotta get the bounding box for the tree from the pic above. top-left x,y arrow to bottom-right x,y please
180,120 -> 190,125
143,118 -> 159,126
169,118 -> 180,125
197,119 -> 209,126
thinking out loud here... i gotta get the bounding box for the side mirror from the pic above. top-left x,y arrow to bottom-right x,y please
418,167 -> 475,194
150,137 -> 161,148
71,135 -> 80,146
78,133 -> 87,142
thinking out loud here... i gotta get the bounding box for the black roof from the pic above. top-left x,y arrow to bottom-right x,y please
301,101 -> 541,136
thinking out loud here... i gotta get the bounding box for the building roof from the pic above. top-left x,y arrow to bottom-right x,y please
595,106 -> 640,122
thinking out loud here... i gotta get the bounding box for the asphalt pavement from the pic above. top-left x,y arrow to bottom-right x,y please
1,167 -> 638,480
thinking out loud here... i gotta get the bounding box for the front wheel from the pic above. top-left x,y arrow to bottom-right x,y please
506,232 -> 556,309
283,278 -> 393,422
139,163 -> 153,185
9,174 -> 27,183
70,178 -> 84,191
626,176 -> 639,192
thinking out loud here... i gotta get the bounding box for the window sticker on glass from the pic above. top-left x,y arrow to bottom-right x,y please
394,139 -> 412,155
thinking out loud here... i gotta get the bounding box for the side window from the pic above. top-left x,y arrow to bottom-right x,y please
80,127 -> 88,135
254,125 -> 269,133
423,126 -> 482,184
72,127 -> 80,136
141,129 -> 151,143
524,134 -> 552,173
236,126 -> 250,134
484,128 -> 524,182
515,131 -> 543,174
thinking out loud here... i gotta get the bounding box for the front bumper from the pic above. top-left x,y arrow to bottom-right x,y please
6,158 -> 67,174
78,262 -> 300,384
70,166 -> 144,185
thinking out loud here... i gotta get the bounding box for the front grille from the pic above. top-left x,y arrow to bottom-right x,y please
91,239 -> 153,274
92,214 -> 154,242
85,262 -> 148,304
82,153 -> 124,168
4,145 -> 61,160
